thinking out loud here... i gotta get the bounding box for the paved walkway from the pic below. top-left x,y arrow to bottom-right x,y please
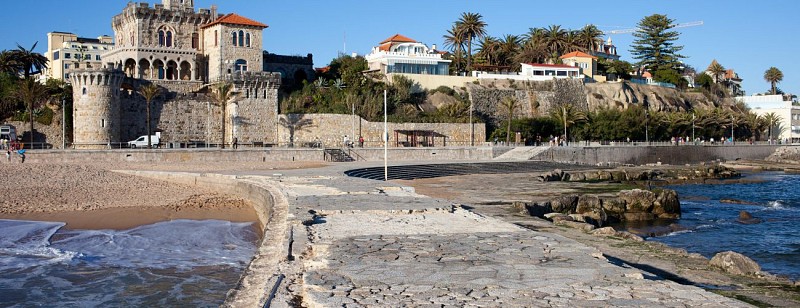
245,163 -> 750,307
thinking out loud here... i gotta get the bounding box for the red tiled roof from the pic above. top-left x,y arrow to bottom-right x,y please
559,51 -> 597,59
201,13 -> 268,29
379,34 -> 416,44
523,63 -> 577,69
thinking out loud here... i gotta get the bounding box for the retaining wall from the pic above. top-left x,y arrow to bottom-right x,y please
536,145 -> 781,165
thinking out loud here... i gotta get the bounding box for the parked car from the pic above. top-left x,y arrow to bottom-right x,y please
127,132 -> 161,148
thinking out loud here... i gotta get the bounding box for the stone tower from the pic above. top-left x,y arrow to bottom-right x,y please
70,65 -> 125,149
163,0 -> 193,10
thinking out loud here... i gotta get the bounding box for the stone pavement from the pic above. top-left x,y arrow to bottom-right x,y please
248,164 -> 751,307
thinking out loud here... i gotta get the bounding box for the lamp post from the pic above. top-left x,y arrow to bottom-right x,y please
692,113 -> 695,143
62,98 -> 66,149
383,90 -> 388,181
351,101 -> 355,144
731,114 -> 735,145
645,110 -> 649,145
469,101 -> 473,146
562,105 -> 568,147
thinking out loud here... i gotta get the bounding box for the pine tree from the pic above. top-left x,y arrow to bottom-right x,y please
630,14 -> 685,74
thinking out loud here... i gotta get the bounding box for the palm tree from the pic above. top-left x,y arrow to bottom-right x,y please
0,50 -> 20,76
137,83 -> 161,149
744,111 -> 766,141
498,34 -> 522,68
500,96 -> 518,144
523,27 -> 546,46
476,36 -> 501,67
10,42 -> 48,79
210,82 -> 239,149
763,67 -> 783,95
14,77 -> 48,147
542,25 -> 568,62
550,103 -> 586,145
443,24 -> 466,73
706,60 -> 725,83
761,112 -> 783,142
457,12 -> 488,72
576,24 -> 604,52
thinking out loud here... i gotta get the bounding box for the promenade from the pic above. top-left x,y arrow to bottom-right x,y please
204,161 -> 753,307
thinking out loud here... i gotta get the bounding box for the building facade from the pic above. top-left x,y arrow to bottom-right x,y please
738,94 -> 800,142
559,51 -> 601,82
70,0 -> 282,149
45,32 -> 114,82
366,34 -> 450,75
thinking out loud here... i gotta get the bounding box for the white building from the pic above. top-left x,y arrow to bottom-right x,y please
366,34 -> 450,75
475,63 -> 581,81
737,94 -> 800,142
45,32 -> 114,82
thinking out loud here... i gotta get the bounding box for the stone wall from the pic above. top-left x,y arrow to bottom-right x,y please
535,145 -> 780,165
277,114 -> 485,148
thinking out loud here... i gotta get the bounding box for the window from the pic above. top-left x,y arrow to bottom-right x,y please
238,30 -> 244,46
64,64 -> 70,69
84,54 -> 91,60
92,46 -> 98,50
96,55 -> 101,61
65,53 -> 71,59
214,30 -> 218,46
158,30 -> 165,46
191,33 -> 198,49
166,31 -> 173,47
234,59 -> 247,72
245,33 -> 250,47
232,31 -> 237,45
53,51 -> 59,60
64,73 -> 69,79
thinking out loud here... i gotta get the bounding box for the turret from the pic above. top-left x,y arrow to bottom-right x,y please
70,65 -> 125,149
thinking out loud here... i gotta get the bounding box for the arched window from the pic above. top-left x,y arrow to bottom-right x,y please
238,30 -> 244,47
166,31 -> 173,47
245,33 -> 250,47
234,59 -> 247,72
158,30 -> 165,46
232,31 -> 237,46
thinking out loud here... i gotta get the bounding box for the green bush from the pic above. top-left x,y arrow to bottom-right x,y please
36,107 -> 54,125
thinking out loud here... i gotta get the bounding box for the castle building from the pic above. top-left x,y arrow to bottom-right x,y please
70,0 -> 285,149
45,32 -> 114,82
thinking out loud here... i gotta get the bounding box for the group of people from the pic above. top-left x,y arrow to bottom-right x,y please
343,135 -> 364,148
1,140 -> 25,163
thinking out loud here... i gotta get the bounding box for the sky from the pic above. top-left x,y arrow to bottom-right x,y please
1,0 -> 797,96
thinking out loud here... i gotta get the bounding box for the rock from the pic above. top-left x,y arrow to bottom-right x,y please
523,202 -> 552,218
721,198 -> 757,205
623,212 -> 655,221
737,211 -> 763,224
568,214 -> 586,222
619,189 -> 656,213
537,169 -> 564,182
652,189 -> 681,217
575,195 -> 602,214
550,195 -> 578,213
615,231 -> 644,242
554,220 -> 596,232
624,272 -> 645,280
710,251 -> 761,276
591,227 -> 617,236
544,213 -> 568,220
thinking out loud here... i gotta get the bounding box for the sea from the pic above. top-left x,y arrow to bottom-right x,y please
0,219 -> 259,307
627,171 -> 800,281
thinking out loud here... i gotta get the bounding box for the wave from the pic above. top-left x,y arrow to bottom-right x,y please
662,229 -> 693,237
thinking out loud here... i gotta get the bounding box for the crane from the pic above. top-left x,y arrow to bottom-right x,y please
605,21 -> 704,35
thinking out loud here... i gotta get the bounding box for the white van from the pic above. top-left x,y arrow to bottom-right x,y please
0,125 -> 17,142
127,132 -> 161,148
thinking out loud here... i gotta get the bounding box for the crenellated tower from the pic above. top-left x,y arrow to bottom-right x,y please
70,65 -> 125,149
228,72 -> 282,145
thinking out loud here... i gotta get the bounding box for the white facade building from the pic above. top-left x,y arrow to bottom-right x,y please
737,94 -> 800,142
45,32 -> 114,82
366,34 -> 450,75
475,63 -> 581,81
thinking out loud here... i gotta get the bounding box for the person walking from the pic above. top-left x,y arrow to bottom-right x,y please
343,135 -> 350,148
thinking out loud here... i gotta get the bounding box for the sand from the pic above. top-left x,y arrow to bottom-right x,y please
0,161 -> 325,230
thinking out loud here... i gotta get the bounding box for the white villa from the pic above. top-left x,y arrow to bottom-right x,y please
475,63 -> 581,81
737,94 -> 800,143
366,34 -> 450,75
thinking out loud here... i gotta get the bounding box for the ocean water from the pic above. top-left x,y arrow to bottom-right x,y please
644,172 -> 800,280
0,219 -> 259,307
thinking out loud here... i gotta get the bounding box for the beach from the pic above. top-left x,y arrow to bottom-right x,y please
0,161 -> 323,230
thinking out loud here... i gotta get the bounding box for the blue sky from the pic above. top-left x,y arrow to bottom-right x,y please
1,0 -> 797,95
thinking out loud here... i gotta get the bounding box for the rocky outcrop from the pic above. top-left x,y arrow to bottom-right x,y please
710,251 -> 762,276
517,188 -> 681,226
537,165 -> 740,183
766,147 -> 800,164
585,82 -> 719,112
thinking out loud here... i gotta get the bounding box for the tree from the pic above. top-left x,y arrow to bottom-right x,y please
278,114 -> 314,147
761,112 -> 782,141
0,50 -> 20,76
706,60 -> 725,83
498,34 -> 522,68
542,24 -> 568,62
456,12 -> 488,72
763,67 -> 783,95
550,104 -> 586,145
576,24 -> 604,52
14,77 -> 47,146
499,96 -> 518,144
10,42 -> 48,79
210,82 -> 239,148
476,36 -> 501,67
630,14 -> 685,74
137,83 -> 161,149
443,24 -> 466,74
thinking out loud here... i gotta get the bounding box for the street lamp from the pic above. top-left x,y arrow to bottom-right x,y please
645,110 -> 649,145
692,113 -> 695,144
731,114 -> 735,145
563,105 -> 568,147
